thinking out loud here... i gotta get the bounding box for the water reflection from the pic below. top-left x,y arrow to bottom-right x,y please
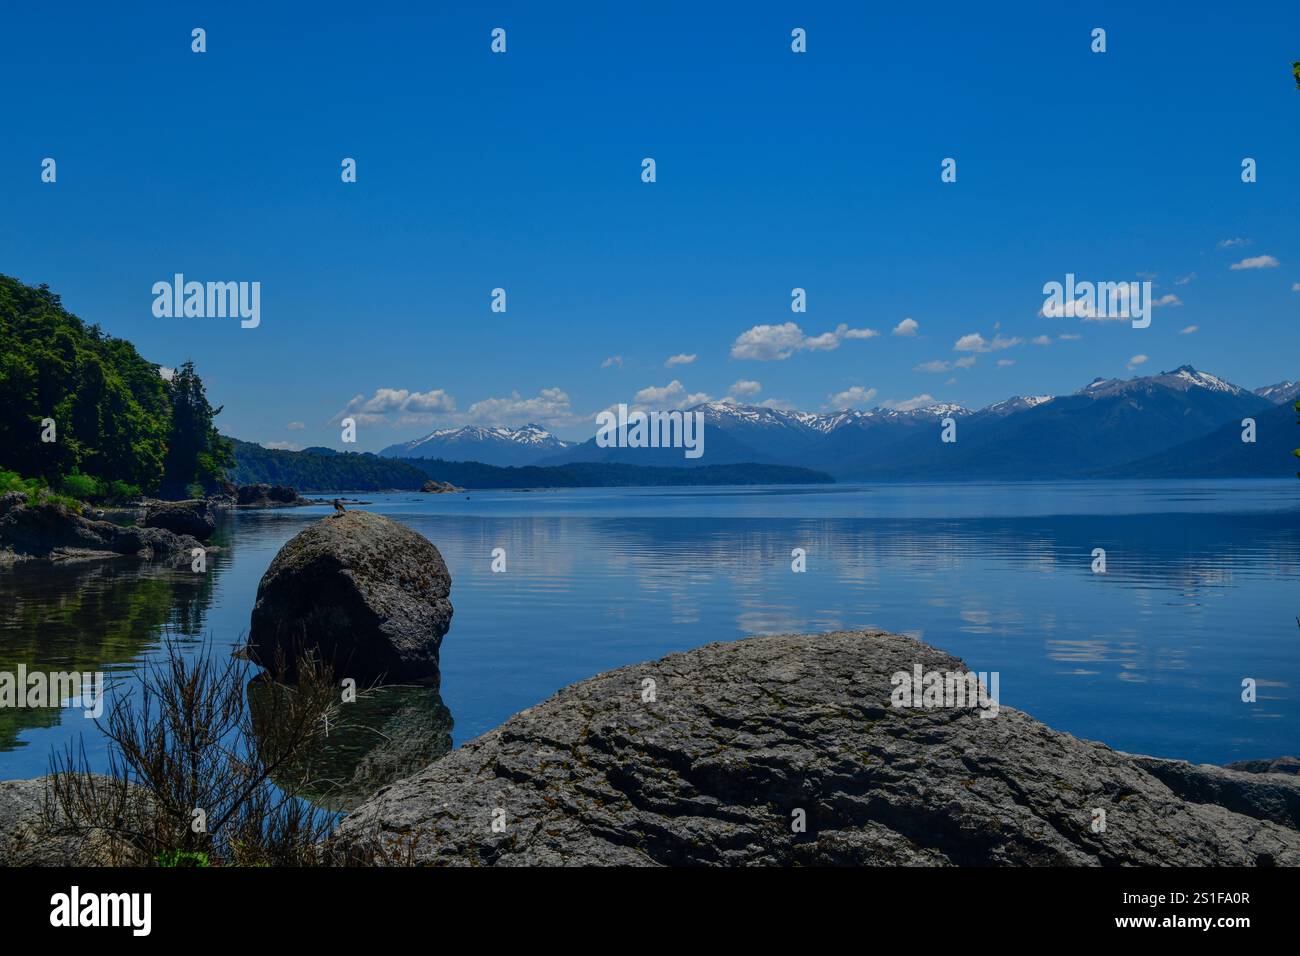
248,681 -> 452,812
0,549 -> 222,752
3,484 -> 1298,778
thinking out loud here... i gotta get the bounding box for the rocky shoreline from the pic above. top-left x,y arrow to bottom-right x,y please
0,483 -> 342,565
4,510 -> 1295,866
326,629 -> 1300,866
0,492 -> 207,566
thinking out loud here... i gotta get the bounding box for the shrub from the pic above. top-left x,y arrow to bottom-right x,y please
42,636 -> 345,867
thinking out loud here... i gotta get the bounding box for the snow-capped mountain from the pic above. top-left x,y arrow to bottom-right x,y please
982,395 -> 1054,417
1079,365 -> 1248,398
1254,380 -> 1300,404
693,399 -> 971,434
380,423 -> 574,467
385,366 -> 1279,478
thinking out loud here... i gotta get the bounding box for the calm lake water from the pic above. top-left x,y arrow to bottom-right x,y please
2,480 -> 1297,803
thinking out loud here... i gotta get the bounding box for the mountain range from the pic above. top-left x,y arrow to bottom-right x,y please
380,424 -> 573,467
378,367 -> 1298,480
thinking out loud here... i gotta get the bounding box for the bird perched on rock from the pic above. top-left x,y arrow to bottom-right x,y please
332,498 -> 347,516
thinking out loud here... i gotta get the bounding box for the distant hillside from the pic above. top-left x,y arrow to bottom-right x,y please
1101,400 -> 1299,478
231,441 -> 832,490
397,458 -> 834,488
228,440 -> 428,491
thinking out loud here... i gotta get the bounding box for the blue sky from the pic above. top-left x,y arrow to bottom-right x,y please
2,1 -> 1297,450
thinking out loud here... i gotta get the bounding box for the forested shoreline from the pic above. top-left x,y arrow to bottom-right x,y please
0,274 -> 230,502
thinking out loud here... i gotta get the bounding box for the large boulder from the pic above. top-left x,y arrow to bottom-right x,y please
329,629 -> 1300,866
141,499 -> 215,540
247,511 -> 452,684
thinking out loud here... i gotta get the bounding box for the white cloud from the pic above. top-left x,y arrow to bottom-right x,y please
264,441 -> 301,451
826,385 -> 878,409
730,321 -> 878,360
729,379 -> 762,398
954,355 -> 977,369
158,366 -> 175,381
915,360 -> 951,373
1127,354 -> 1148,371
892,317 -> 918,337
601,355 -> 623,369
665,353 -> 697,367
337,387 -> 458,426
1217,238 -> 1251,249
1175,273 -> 1196,285
1153,294 -> 1182,307
839,325 -> 880,341
405,390 -> 459,413
630,380 -> 712,410
997,359 -> 1015,367
882,394 -> 936,412
1031,335 -> 1051,346
1058,333 -> 1082,341
802,331 -> 841,351
286,421 -> 306,430
953,332 -> 1021,353
1179,325 -> 1198,335
1292,283 -> 1300,292
729,322 -> 805,360
465,387 -> 574,426
1229,255 -> 1279,270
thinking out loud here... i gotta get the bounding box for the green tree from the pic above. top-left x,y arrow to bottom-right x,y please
0,274 -> 230,497
161,361 -> 234,497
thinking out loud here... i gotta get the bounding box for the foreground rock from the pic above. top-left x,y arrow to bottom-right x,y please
0,777 -> 140,866
1132,755 -> 1300,830
248,511 -> 453,683
0,495 -> 204,565
330,630 -> 1300,866
140,498 -> 215,541
1226,756 -> 1300,776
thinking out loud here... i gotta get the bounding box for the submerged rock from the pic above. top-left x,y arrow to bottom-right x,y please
330,629 -> 1300,866
247,511 -> 453,684
420,480 -> 463,494
236,483 -> 314,508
